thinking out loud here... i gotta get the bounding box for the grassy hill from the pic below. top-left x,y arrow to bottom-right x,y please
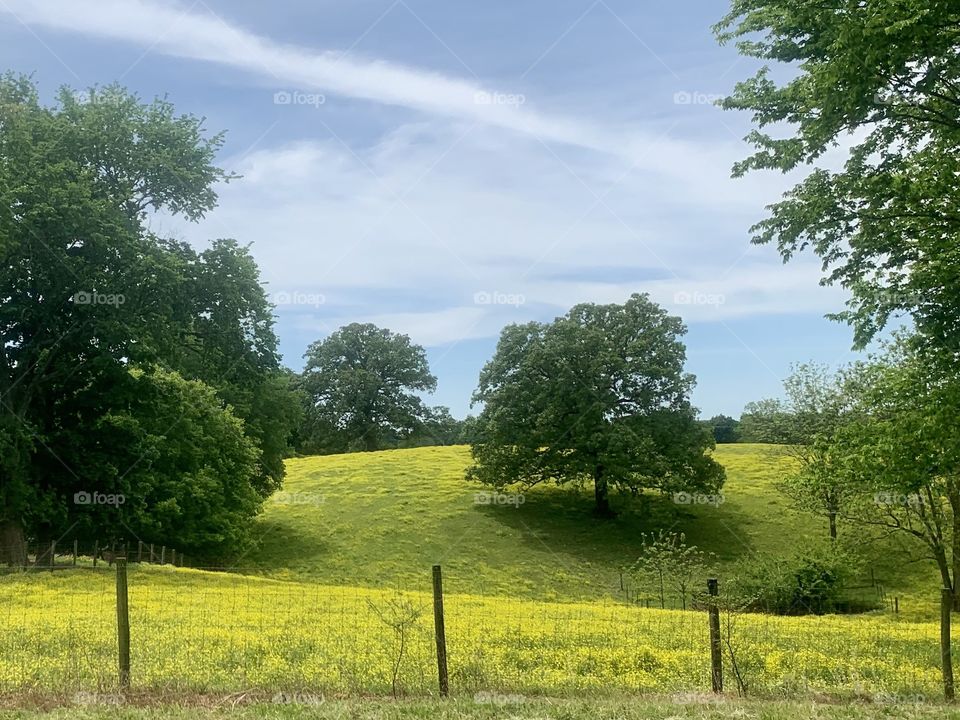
246,444 -> 935,616
0,443 -> 947,702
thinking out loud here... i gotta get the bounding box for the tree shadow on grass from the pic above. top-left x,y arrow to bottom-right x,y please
473,483 -> 758,576
237,518 -> 335,574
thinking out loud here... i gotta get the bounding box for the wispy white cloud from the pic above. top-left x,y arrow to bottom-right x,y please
158,125 -> 845,349
1,0 -> 685,162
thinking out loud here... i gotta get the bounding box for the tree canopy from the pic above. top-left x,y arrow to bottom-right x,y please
299,323 -> 437,453
825,340 -> 960,696
700,414 -> 741,444
716,0 -> 960,352
745,363 -> 859,539
467,294 -> 724,516
0,76 -> 298,562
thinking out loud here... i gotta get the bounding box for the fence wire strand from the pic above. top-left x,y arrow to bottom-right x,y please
0,545 -> 945,701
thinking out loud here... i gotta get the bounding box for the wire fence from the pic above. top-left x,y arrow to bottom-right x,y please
0,540 -> 186,570
0,548 -> 948,702
615,563 -> 901,616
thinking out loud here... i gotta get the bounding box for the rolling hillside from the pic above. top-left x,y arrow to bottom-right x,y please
0,444 -> 946,702
247,444 -> 935,615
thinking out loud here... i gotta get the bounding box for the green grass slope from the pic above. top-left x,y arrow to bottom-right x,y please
246,444 -> 933,612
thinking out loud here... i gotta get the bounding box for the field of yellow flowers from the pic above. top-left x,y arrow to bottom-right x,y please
0,563 -> 944,699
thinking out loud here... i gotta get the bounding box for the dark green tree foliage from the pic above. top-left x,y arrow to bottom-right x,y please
172,238 -> 301,495
72,368 -> 261,558
405,406 -> 463,448
457,414 -> 481,445
827,341 -> 960,697
299,323 -> 437,453
0,77 -> 296,561
728,544 -> 856,615
716,0 -> 960,352
701,414 -> 741,443
468,294 -> 724,516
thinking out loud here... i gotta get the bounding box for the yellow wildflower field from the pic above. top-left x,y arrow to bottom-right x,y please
0,564 -> 944,699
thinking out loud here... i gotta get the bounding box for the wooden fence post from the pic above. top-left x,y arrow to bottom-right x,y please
93,540 -> 99,568
432,565 -> 449,697
72,539 -> 78,566
171,549 -> 176,567
708,578 -> 722,693
49,541 -> 56,570
149,544 -> 154,563
137,541 -> 143,563
942,588 -> 955,701
116,558 -> 131,688
160,546 -> 166,565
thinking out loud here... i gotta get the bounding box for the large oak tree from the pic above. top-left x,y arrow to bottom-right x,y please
299,323 -> 436,453
467,294 -> 724,517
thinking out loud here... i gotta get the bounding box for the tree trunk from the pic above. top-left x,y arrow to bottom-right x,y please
954,562 -> 960,612
828,511 -> 837,541
952,488 -> 960,611
942,587 -> 955,701
593,465 -> 615,518
935,549 -> 953,601
0,519 -> 27,568
363,428 -> 381,452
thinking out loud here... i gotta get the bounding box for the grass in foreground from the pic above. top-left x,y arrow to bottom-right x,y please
1,696 -> 959,719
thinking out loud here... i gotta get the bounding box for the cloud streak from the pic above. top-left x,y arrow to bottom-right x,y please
0,0 -> 676,160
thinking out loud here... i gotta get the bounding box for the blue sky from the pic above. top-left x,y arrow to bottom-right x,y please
0,0 -> 868,419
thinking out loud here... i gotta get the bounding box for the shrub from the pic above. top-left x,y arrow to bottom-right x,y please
726,545 -> 859,615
